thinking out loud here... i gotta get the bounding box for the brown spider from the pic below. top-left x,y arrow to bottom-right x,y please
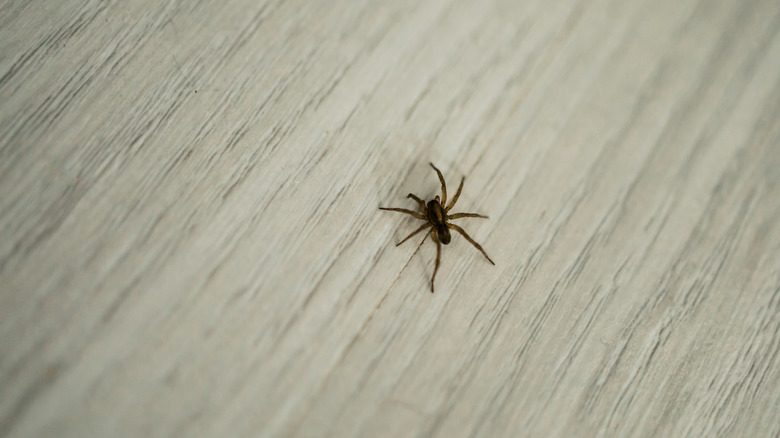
380,162 -> 495,292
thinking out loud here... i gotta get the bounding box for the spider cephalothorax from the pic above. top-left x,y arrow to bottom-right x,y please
380,163 -> 495,292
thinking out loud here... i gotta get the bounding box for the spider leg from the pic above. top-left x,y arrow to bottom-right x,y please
446,177 -> 464,211
431,230 -> 442,293
396,223 -> 432,246
449,223 -> 495,265
429,162 -> 447,206
407,193 -> 427,213
448,212 -> 488,220
379,207 -> 426,220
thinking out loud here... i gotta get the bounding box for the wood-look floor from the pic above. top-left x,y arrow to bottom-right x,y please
1,0 -> 779,436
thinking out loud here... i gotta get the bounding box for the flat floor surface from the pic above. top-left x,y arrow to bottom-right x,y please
2,0 -> 780,437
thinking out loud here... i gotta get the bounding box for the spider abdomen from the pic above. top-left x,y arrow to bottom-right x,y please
436,226 -> 452,245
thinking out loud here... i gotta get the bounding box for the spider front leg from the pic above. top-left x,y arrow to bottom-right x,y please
446,177 -> 464,211
379,207 -> 426,220
407,193 -> 426,213
448,212 -> 488,219
429,163 -> 448,206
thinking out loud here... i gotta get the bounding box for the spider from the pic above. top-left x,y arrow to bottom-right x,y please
380,162 -> 495,292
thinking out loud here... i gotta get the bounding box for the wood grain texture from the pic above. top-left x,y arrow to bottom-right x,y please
2,0 -> 780,436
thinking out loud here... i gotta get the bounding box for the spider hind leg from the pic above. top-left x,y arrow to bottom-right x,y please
449,223 -> 494,265
397,223 -> 431,246
431,230 -> 442,293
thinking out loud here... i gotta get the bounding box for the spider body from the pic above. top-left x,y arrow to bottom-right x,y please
380,163 -> 495,292
426,198 -> 451,244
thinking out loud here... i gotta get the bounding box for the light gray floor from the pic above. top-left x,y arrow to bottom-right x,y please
2,0 -> 780,437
